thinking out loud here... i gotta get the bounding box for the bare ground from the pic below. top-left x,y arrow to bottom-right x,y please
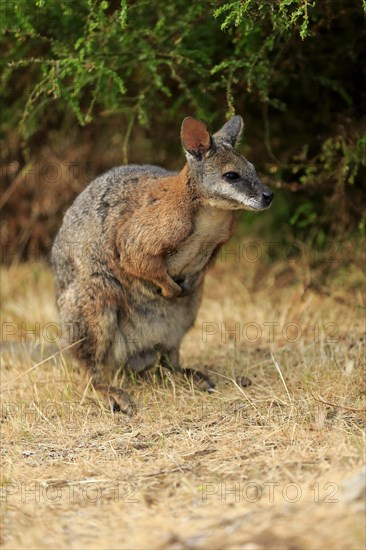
1,247 -> 365,549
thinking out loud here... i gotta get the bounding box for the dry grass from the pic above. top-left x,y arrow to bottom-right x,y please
1,247 -> 365,549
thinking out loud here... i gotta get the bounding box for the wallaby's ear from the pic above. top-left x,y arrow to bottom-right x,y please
181,117 -> 212,159
214,115 -> 244,147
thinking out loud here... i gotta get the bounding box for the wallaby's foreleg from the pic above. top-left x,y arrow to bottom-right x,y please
160,348 -> 215,391
172,245 -> 223,298
121,253 -> 182,298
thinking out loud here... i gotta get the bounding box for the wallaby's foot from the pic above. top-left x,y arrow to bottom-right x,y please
178,367 -> 215,392
93,384 -> 135,415
160,350 -> 215,392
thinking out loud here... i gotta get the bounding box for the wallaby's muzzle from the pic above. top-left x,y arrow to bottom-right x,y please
260,186 -> 274,209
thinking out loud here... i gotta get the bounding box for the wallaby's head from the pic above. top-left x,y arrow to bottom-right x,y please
181,116 -> 274,211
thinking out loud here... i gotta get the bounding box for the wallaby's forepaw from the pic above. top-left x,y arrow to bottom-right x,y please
159,273 -> 200,299
159,282 -> 182,299
177,280 -> 195,298
172,275 -> 197,298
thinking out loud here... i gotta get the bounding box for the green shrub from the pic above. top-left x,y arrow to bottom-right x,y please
1,0 -> 365,259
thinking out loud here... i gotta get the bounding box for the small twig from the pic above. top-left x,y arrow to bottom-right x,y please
122,110 -> 136,165
270,353 -> 292,404
0,164 -> 23,210
140,466 -> 191,478
0,339 -> 85,391
42,478 -> 114,488
263,101 -> 279,163
31,402 -> 57,429
310,392 -> 366,413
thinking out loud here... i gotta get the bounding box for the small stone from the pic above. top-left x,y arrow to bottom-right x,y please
236,375 -> 252,388
341,466 -> 366,503
22,450 -> 36,457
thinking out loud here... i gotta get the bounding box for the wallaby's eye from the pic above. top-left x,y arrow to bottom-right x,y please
223,171 -> 240,181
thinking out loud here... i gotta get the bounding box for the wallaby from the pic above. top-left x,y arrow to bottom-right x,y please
51,115 -> 274,413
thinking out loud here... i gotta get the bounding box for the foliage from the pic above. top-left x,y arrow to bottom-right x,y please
0,0 -> 365,258
1,1 -> 365,130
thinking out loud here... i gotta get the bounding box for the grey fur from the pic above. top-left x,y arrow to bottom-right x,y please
51,116 -> 273,393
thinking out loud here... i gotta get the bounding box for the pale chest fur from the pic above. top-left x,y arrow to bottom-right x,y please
166,207 -> 234,277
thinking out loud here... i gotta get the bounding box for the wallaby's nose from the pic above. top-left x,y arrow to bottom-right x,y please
262,189 -> 274,205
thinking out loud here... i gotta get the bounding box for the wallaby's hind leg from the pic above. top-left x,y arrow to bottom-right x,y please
160,348 -> 215,392
82,357 -> 136,416
58,283 -> 135,414
87,361 -> 135,415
